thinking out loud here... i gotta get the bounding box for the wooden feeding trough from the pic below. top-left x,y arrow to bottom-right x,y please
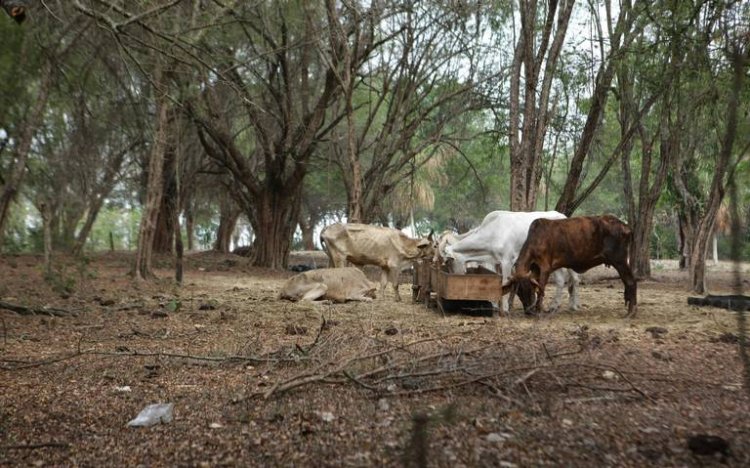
412,261 -> 503,316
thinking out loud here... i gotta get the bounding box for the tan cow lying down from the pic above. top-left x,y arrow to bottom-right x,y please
320,223 -> 434,301
278,268 -> 377,303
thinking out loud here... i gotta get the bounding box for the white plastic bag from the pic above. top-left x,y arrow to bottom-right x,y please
127,403 -> 174,427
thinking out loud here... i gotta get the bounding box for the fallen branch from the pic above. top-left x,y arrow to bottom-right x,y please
0,348 -> 304,371
2,442 -> 69,450
0,300 -> 76,317
577,363 -> 653,402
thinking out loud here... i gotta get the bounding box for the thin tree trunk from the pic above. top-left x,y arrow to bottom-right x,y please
174,153 -> 183,285
185,206 -> 194,251
712,235 -> 718,265
213,202 -> 240,253
133,73 -> 170,281
41,202 -> 52,277
72,202 -> 104,256
556,0 -> 636,215
689,48 -> 745,293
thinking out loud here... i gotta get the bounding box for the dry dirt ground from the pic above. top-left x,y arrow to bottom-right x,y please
1,251 -> 750,467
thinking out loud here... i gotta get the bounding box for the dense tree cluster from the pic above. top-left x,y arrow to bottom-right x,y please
0,0 -> 747,292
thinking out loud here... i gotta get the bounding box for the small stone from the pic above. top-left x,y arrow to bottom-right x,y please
562,419 -> 573,427
384,326 -> 399,336
114,386 -> 132,393
377,398 -> 390,411
645,326 -> 668,338
199,302 -> 216,311
319,411 -> 335,423
209,422 -> 223,429
486,433 -> 505,443
652,350 -> 672,361
602,370 -> 617,380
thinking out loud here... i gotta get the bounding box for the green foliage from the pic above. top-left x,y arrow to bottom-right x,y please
165,299 -> 181,313
86,204 -> 141,252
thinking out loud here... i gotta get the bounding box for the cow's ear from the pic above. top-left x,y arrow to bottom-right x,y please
427,230 -> 435,242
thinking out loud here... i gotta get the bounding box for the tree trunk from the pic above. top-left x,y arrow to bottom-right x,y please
677,211 -> 694,269
71,144 -> 129,255
174,172 -> 183,285
72,202 -> 104,256
689,48 -> 745,293
152,147 -> 177,253
508,0 -> 575,211
41,202 -> 52,277
133,76 -> 170,281
184,201 -> 195,251
213,201 -> 240,253
556,0 -> 637,215
250,187 -> 302,269
712,235 -> 719,265
0,61 -> 53,246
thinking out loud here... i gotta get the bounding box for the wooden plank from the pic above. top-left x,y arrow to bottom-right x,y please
436,269 -> 502,302
412,261 -> 433,304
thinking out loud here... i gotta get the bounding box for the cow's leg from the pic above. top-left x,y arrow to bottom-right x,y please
300,283 -> 328,301
379,269 -> 389,300
549,270 -> 565,312
613,262 -> 638,317
349,289 -> 375,302
499,259 -> 514,314
389,268 -> 402,302
535,270 -> 551,314
329,250 -> 346,268
568,271 -> 580,311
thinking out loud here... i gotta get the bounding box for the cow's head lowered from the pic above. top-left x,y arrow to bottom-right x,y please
1,0 -> 26,23
501,272 -> 542,314
415,231 -> 435,260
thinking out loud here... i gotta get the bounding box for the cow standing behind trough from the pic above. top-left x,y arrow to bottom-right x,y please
504,215 -> 637,317
320,223 -> 434,301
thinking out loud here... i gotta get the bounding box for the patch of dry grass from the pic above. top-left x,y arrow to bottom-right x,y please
1,252 -> 748,466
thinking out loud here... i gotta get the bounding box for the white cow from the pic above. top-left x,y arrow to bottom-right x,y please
444,210 -> 580,313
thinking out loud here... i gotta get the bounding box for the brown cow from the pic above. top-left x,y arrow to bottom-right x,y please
279,267 -> 377,303
320,223 -> 433,301
503,215 -> 637,317
0,0 -> 26,23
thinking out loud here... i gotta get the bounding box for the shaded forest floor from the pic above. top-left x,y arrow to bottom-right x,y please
1,251 -> 750,466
